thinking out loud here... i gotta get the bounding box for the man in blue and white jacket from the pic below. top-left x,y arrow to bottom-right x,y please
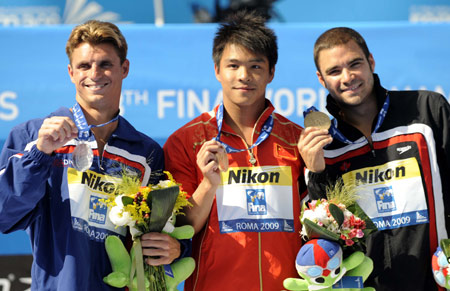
0,20 -> 182,290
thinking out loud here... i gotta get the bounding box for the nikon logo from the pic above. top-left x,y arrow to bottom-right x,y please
228,169 -> 280,184
81,172 -> 118,194
355,166 -> 406,185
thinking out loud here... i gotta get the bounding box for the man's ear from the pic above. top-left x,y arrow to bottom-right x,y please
68,64 -> 75,84
214,63 -> 221,82
368,53 -> 375,72
268,67 -> 275,83
316,70 -> 326,88
121,59 -> 130,79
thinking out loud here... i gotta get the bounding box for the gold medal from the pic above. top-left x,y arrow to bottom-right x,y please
216,150 -> 229,172
304,111 -> 331,130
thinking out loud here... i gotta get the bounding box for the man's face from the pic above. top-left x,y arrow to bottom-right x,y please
215,43 -> 274,109
68,42 -> 129,112
316,40 -> 375,109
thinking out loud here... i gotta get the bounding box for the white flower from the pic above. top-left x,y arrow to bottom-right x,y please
109,195 -> 134,227
155,180 -> 173,188
314,204 -> 329,223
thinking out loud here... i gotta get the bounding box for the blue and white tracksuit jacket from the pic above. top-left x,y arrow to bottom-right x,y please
0,107 -> 164,290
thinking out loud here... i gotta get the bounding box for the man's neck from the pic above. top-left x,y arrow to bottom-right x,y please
339,95 -> 378,138
222,99 -> 266,146
78,104 -> 119,156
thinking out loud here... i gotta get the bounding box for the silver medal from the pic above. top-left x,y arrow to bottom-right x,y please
72,142 -> 94,172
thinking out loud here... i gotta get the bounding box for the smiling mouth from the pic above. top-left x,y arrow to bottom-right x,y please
342,83 -> 361,92
86,83 -> 108,90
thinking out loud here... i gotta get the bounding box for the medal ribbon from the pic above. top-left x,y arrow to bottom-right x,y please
72,103 -> 119,141
213,102 -> 273,153
303,94 -> 389,145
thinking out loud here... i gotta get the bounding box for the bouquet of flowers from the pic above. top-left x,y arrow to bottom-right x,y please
102,171 -> 193,291
283,180 -> 377,291
300,179 -> 377,251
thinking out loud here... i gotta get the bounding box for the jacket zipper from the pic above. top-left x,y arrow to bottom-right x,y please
192,219 -> 209,291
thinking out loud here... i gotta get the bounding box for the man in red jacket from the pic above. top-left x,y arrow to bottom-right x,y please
164,10 -> 307,291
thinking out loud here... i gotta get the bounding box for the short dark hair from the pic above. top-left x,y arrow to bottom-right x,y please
313,27 -> 370,72
66,20 -> 128,65
212,10 -> 278,71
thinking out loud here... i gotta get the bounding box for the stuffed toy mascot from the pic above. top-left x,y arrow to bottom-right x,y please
283,239 -> 374,291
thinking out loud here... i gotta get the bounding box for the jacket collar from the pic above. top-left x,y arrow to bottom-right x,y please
213,99 -> 275,135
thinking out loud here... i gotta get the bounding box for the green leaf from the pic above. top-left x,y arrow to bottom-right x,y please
440,239 -> 450,262
329,203 -> 344,227
303,218 -> 340,241
147,186 -> 180,232
121,196 -> 134,206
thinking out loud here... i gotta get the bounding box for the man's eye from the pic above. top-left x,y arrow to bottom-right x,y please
328,70 -> 339,75
350,62 -> 361,68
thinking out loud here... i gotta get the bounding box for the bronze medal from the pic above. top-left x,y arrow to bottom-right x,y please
304,111 -> 331,130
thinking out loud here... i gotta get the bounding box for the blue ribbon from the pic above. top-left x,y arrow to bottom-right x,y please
72,103 -> 120,141
304,94 -> 389,145
213,102 -> 273,153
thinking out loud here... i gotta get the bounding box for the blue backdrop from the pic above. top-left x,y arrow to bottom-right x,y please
0,21 -> 449,261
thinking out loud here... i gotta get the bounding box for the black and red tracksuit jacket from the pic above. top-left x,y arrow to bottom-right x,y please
308,74 -> 450,291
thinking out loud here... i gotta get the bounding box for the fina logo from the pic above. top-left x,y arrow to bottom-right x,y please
63,0 -> 120,24
88,195 -> 108,224
374,186 -> 397,213
246,189 -> 267,215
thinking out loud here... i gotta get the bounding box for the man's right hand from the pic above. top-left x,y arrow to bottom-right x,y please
180,139 -> 225,234
36,116 -> 78,155
297,127 -> 332,173
196,139 -> 225,189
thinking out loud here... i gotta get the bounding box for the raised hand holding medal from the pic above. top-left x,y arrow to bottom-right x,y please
298,107 -> 333,173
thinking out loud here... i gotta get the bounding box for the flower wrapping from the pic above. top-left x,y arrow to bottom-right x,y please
301,179 -> 377,251
103,171 -> 192,291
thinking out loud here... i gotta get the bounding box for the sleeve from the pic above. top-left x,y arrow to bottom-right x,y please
163,132 -> 200,198
177,238 -> 192,260
0,125 -> 54,233
307,170 -> 330,200
162,133 -> 195,260
429,93 -> 450,234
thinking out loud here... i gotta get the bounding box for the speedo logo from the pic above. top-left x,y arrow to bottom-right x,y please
81,172 -> 118,194
228,169 -> 280,185
355,166 -> 406,185
396,145 -> 412,155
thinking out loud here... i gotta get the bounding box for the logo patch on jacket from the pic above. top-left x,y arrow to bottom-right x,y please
246,189 -> 267,215
374,186 -> 396,213
342,157 -> 429,230
89,195 -> 108,224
